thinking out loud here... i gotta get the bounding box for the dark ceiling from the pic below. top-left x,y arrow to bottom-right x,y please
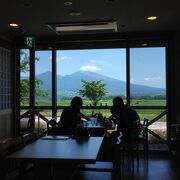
0,0 -> 180,39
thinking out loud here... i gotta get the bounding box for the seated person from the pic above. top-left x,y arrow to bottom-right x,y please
110,96 -> 140,144
58,96 -> 89,135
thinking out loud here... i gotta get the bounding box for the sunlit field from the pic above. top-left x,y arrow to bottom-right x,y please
21,99 -> 166,121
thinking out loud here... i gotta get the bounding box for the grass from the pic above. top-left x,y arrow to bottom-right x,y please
20,99 -> 167,144
21,99 -> 166,121
22,99 -> 166,107
148,129 -> 167,144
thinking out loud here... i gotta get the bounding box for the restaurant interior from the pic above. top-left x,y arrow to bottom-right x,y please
0,0 -> 180,179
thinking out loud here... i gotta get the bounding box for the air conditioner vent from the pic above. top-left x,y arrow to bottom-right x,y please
47,21 -> 118,34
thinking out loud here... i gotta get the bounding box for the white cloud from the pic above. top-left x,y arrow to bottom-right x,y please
90,59 -> 96,63
80,65 -> 101,72
144,77 -> 162,82
57,56 -> 70,61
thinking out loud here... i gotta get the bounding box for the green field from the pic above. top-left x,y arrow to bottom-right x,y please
21,99 -> 167,121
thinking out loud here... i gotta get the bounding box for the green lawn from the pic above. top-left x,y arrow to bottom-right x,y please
22,99 -> 166,106
21,99 -> 167,121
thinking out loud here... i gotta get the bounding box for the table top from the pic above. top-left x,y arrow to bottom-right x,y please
85,120 -> 115,130
8,136 -> 103,164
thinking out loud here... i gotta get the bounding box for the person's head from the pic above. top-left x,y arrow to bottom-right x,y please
71,96 -> 83,110
111,105 -> 120,116
110,105 -> 121,124
113,97 -> 124,108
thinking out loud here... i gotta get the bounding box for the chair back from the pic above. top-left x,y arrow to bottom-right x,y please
0,137 -> 23,179
0,137 -> 23,158
22,132 -> 38,146
140,118 -> 148,140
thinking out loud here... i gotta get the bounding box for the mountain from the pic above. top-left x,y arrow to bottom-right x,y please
34,71 -> 165,97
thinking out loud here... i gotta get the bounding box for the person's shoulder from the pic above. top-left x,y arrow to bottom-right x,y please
124,106 -> 138,115
124,105 -> 133,112
62,106 -> 72,113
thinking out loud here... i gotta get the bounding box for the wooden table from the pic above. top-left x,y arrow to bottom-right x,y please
8,136 -> 104,179
8,136 -> 103,163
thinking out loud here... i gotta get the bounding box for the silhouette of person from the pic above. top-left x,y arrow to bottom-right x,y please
58,96 -> 88,135
110,96 -> 140,143
101,97 -> 140,161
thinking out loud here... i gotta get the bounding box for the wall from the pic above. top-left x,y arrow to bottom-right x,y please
0,39 -> 13,140
0,110 -> 12,140
169,31 -> 180,123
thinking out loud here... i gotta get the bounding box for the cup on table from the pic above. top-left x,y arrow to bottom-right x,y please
90,117 -> 97,126
83,120 -> 88,127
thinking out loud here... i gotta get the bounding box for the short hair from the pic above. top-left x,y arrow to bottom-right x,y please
113,97 -> 124,108
111,105 -> 121,116
71,96 -> 83,106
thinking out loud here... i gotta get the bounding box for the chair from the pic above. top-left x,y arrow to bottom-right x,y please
77,133 -> 123,180
22,131 -> 38,146
120,118 -> 148,168
74,142 -> 123,180
137,118 -> 149,161
78,136 -> 114,173
0,137 -> 23,180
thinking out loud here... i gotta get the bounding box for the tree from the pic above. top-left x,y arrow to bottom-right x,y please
79,80 -> 106,106
20,50 -> 48,105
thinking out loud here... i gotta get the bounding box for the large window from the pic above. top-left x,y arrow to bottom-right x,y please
19,43 -> 167,145
130,47 -> 167,142
130,47 -> 166,106
35,51 -> 52,106
20,49 -> 30,106
57,48 -> 126,106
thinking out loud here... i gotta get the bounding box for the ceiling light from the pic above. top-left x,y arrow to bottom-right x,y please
147,16 -> 157,21
64,1 -> 73,5
69,10 -> 81,16
10,23 -> 19,27
47,21 -> 118,34
141,43 -> 148,47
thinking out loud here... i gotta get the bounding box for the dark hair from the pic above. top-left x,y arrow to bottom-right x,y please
113,97 -> 124,108
71,96 -> 83,106
111,105 -> 121,116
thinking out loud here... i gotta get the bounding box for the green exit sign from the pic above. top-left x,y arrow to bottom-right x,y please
24,36 -> 35,48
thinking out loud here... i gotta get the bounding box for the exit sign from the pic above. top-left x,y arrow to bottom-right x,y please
24,36 -> 35,48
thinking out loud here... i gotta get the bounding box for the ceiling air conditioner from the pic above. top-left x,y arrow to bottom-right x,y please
47,21 -> 118,34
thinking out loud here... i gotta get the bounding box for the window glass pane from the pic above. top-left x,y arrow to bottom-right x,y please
35,51 -> 52,106
136,109 -> 167,144
20,49 -> 30,106
57,48 -> 126,106
130,47 -> 166,106
35,110 -> 50,133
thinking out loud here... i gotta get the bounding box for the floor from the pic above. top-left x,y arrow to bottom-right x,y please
120,154 -> 179,180
11,154 -> 179,180
73,154 -> 179,180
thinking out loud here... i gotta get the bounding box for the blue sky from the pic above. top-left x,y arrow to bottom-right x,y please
22,47 -> 166,88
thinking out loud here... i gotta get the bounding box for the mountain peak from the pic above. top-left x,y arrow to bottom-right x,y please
71,71 -> 117,81
36,70 -> 165,97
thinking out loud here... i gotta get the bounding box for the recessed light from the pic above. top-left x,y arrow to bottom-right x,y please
10,23 -> 19,27
141,43 -> 148,47
69,10 -> 81,16
147,16 -> 157,21
64,1 -> 73,5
